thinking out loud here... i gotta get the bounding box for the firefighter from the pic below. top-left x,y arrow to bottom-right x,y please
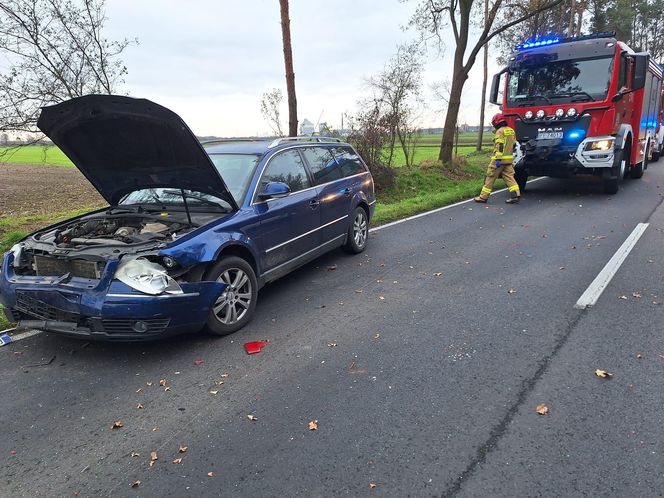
474,113 -> 520,204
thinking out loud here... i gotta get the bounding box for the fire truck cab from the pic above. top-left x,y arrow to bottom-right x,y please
490,32 -> 663,194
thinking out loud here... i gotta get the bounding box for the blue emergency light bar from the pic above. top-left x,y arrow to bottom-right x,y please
515,31 -> 616,51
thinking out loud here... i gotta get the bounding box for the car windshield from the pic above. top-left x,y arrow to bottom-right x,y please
119,188 -> 233,210
507,56 -> 614,106
207,153 -> 262,203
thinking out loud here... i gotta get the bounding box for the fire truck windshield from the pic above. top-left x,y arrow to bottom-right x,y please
507,56 -> 614,106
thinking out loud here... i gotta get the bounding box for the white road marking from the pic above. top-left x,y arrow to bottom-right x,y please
574,223 -> 649,310
370,177 -> 546,233
4,328 -> 41,342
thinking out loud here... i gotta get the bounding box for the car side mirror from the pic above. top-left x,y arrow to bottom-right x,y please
258,181 -> 291,200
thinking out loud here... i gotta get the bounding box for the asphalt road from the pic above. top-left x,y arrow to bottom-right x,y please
2,167 -> 664,497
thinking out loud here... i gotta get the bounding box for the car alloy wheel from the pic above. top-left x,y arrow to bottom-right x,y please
213,268 -> 252,325
353,210 -> 368,248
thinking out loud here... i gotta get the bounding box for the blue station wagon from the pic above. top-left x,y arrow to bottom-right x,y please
0,95 -> 375,340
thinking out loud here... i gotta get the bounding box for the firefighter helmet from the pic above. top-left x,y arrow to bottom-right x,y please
491,113 -> 507,128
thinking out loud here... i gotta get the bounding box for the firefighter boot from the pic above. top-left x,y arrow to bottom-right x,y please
474,186 -> 492,203
505,186 -> 520,204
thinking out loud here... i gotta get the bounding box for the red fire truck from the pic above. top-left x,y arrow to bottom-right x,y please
489,32 -> 663,194
652,79 -> 664,161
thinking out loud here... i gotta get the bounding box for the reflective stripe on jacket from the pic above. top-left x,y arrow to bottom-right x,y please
491,126 -> 516,164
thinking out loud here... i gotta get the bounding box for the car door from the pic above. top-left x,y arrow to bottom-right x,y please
300,146 -> 353,245
252,149 -> 321,274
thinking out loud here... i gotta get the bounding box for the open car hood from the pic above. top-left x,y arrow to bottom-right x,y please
37,95 -> 239,210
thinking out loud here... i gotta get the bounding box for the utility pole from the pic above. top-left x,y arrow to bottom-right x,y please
279,0 -> 298,136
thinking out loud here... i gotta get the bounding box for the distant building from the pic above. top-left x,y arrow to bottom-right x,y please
300,119 -> 315,136
0,133 -> 8,145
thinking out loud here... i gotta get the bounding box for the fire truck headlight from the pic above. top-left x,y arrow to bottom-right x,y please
524,111 -> 533,119
536,110 -> 545,119
567,108 -> 577,117
587,138 -> 615,151
555,108 -> 564,117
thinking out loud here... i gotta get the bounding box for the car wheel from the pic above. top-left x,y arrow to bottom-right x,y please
343,206 -> 369,254
515,169 -> 528,193
204,256 -> 258,336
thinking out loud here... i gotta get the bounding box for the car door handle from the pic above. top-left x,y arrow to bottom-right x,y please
343,188 -> 352,197
309,199 -> 320,209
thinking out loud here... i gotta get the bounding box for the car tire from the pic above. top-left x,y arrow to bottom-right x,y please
515,169 -> 528,193
343,206 -> 369,254
204,256 -> 258,336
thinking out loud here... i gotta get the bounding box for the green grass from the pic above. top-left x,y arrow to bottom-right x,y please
0,145 -> 73,167
0,208 -> 94,231
0,304 -> 12,331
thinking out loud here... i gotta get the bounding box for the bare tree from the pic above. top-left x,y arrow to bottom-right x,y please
408,0 -> 564,163
0,0 -> 134,135
476,0 -> 489,151
279,0 -> 298,137
365,43 -> 424,167
260,88 -> 284,136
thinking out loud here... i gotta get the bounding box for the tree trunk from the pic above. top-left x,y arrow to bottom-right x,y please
439,73 -> 467,162
476,0 -> 489,152
279,0 -> 298,136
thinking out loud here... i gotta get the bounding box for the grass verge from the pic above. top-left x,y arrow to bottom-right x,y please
0,145 -> 73,167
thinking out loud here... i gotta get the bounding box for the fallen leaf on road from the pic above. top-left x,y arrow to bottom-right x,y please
208,472 -> 215,477
327,342 -> 337,347
179,446 -> 188,453
595,369 -> 613,379
369,483 -> 377,489
247,415 -> 257,421
508,289 -> 517,294
131,481 -> 141,488
308,420 -> 318,431
632,292 -> 642,298
193,359 -> 204,366
159,379 -> 167,386
172,458 -> 183,464
619,295 -> 628,300
130,451 -> 140,457
355,289 -> 363,293
150,451 -> 158,462
111,420 -> 124,429
136,403 -> 144,410
536,403 -> 548,415
327,265 -> 337,271
209,390 -> 218,395
433,272 -> 442,277
244,340 -> 268,354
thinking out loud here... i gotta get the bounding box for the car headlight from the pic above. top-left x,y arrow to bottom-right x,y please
10,244 -> 23,267
586,138 -> 614,151
114,257 -> 183,295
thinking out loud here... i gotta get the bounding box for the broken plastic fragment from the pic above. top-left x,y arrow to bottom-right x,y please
0,334 -> 11,346
244,341 -> 268,355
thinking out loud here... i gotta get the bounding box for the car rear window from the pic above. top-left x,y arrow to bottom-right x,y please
331,147 -> 367,177
301,147 -> 342,185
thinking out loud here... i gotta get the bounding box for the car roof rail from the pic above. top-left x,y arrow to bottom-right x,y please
267,136 -> 343,148
200,138 -> 268,146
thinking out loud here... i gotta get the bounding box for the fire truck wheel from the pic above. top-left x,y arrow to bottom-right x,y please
630,158 -> 644,179
515,169 -> 528,193
603,177 -> 619,194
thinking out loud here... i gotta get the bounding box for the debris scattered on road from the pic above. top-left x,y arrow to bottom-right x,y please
433,272 -> 443,277
308,420 -> 318,431
369,483 -> 377,489
247,415 -> 257,421
209,390 -> 218,395
355,289 -> 363,293
131,480 -> 141,488
327,265 -> 337,271
159,379 -> 167,386
146,382 -> 153,386
22,355 -> 56,367
207,472 -> 215,477
136,388 -> 142,393
379,296 -> 385,300
172,458 -> 183,464
130,451 -> 140,457
508,288 -> 517,294
193,359 -> 204,366
111,420 -> 124,429
152,427 -> 159,432
632,292 -> 641,298
636,354 -> 642,359
179,446 -> 188,453
136,403 -> 144,410
595,369 -> 613,379
244,340 -> 268,354
619,295 -> 628,300
220,373 -> 229,378
373,333 -> 380,340
327,342 -> 337,347
164,387 -> 171,392
536,403 -> 549,415
0,334 -> 12,346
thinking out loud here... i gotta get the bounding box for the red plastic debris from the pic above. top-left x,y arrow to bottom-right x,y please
244,341 -> 268,355
10,450 -> 16,456
193,359 -> 204,366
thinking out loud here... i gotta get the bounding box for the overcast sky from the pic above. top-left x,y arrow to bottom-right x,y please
104,0 -> 502,137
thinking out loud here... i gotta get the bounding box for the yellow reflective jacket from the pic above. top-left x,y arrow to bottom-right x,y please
491,126 -> 516,165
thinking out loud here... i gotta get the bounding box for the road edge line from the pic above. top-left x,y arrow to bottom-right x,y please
574,222 -> 649,309
370,177 -> 546,233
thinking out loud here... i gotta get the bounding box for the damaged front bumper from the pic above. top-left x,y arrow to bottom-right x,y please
0,255 -> 224,341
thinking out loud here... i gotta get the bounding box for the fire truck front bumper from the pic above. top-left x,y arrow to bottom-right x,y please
520,136 -> 615,177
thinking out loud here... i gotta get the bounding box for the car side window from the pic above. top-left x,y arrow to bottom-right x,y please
260,150 -> 310,194
301,147 -> 343,185
331,147 -> 367,177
